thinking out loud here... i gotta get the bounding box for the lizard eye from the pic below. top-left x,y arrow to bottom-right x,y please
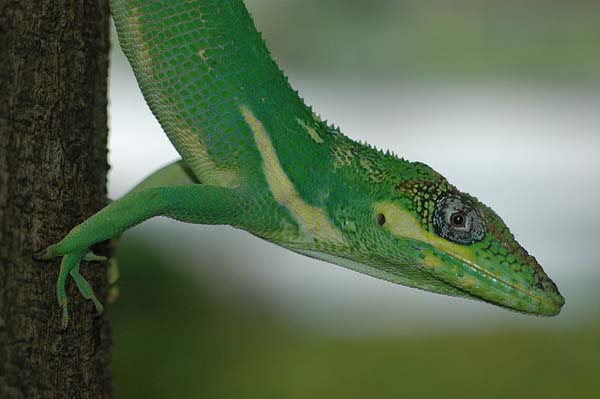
450,212 -> 465,227
376,213 -> 386,226
433,196 -> 485,245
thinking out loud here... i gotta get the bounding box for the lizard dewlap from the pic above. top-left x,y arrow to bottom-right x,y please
36,0 -> 564,328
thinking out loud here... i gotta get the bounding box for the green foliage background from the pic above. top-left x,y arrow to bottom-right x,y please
249,0 -> 600,83
112,240 -> 599,398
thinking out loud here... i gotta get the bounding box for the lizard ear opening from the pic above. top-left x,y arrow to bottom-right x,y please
376,213 -> 386,226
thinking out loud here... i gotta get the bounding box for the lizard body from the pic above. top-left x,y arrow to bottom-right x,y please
37,0 -> 564,327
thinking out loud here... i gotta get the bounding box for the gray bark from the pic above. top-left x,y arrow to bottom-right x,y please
0,1 -> 112,398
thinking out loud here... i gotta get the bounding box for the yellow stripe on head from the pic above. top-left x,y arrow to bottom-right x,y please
374,202 -> 475,264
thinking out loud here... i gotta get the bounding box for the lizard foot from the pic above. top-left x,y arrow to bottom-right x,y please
39,247 -> 105,329
107,256 -> 120,304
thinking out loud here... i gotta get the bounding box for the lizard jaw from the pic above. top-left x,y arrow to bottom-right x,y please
419,248 -> 565,316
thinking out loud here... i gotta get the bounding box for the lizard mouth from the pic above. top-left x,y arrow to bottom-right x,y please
285,242 -> 564,316
423,250 -> 565,316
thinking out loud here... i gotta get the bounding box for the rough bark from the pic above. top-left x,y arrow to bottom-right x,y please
0,1 -> 112,398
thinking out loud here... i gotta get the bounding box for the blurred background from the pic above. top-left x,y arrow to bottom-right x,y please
107,0 -> 600,397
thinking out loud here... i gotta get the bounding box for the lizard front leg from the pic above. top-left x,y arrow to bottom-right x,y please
35,185 -> 248,328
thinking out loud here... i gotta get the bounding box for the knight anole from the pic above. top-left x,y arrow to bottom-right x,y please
36,0 -> 564,328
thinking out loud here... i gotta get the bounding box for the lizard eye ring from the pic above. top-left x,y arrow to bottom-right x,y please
433,196 -> 485,245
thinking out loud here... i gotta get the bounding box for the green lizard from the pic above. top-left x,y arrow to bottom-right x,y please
36,0 -> 564,328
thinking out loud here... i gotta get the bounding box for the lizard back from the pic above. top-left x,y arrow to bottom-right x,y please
110,0 -> 334,191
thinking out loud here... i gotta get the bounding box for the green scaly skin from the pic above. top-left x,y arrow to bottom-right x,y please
36,0 -> 564,328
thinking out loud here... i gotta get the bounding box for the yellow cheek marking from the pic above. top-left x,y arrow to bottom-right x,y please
373,202 -> 475,263
296,118 -> 323,143
240,105 -> 345,245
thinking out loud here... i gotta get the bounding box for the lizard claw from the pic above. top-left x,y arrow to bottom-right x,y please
83,251 -> 108,262
107,257 -> 119,285
60,301 -> 70,330
33,245 -> 58,261
106,239 -> 121,304
107,286 -> 120,304
52,250 -> 105,329
71,262 -> 105,315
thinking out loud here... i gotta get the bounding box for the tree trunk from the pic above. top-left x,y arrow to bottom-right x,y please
0,1 -> 112,398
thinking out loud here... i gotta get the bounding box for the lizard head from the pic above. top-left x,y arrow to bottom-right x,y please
357,160 -> 565,316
